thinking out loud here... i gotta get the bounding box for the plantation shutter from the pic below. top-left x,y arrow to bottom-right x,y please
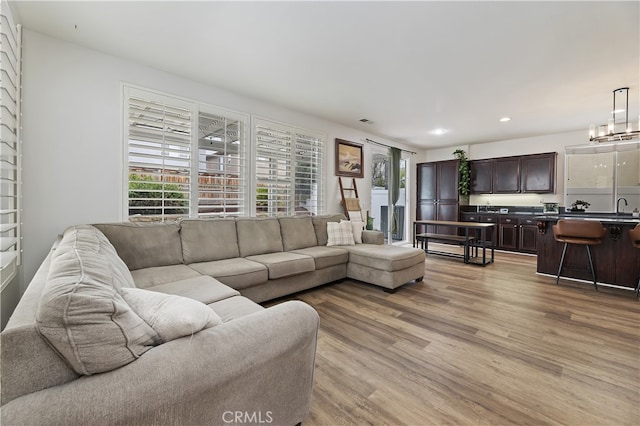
126,89 -> 193,222
294,132 -> 323,215
197,110 -> 247,217
254,120 -> 292,216
0,3 -> 20,289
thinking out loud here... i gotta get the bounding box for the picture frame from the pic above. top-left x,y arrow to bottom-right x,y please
335,138 -> 364,178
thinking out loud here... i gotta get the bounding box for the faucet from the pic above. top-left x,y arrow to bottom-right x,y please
616,197 -> 628,215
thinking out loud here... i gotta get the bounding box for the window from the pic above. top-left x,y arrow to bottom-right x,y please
254,118 -> 324,216
125,87 -> 248,221
197,110 -> 246,217
1,5 -> 21,289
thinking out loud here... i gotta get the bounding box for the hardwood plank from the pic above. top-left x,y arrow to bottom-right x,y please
269,246 -> 640,425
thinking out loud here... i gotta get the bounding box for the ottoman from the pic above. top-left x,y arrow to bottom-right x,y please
344,244 -> 426,291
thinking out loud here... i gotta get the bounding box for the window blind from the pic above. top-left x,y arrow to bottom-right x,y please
255,120 -> 292,217
294,131 -> 323,216
0,3 -> 20,289
197,110 -> 246,217
125,87 -> 249,221
254,118 -> 324,217
126,91 -> 192,222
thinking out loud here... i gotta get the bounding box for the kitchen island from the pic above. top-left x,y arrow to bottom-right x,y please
536,214 -> 640,291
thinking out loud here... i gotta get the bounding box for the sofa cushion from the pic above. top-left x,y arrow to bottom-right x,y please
36,225 -> 159,376
94,222 -> 184,270
131,265 -> 202,289
327,221 -> 355,246
345,245 -> 426,272
246,252 -> 316,279
236,217 -> 284,256
290,246 -> 350,270
207,296 -> 265,323
180,218 -> 239,263
188,258 -> 268,290
278,216 -> 318,251
120,287 -> 222,342
312,214 -> 346,246
145,275 -> 240,305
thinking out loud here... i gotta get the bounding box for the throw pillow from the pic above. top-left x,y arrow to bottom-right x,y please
327,221 -> 355,246
120,287 -> 222,343
341,219 -> 364,244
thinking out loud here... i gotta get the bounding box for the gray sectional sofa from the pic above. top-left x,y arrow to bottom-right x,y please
1,214 -> 425,425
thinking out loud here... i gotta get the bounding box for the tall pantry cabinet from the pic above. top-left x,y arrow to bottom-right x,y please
416,160 -> 460,236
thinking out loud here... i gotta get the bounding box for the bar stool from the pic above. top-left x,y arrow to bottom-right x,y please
629,223 -> 640,299
553,220 -> 606,290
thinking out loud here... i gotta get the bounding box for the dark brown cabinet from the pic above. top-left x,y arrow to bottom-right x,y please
462,213 -> 537,254
470,159 -> 492,194
519,217 -> 539,253
417,160 -> 460,236
521,153 -> 556,193
470,152 -> 556,194
537,221 -> 640,288
493,157 -> 521,193
499,217 -> 519,249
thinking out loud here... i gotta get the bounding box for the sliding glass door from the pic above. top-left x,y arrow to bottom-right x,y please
370,150 -> 409,243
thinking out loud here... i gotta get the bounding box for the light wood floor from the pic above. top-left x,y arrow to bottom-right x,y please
276,246 -> 640,425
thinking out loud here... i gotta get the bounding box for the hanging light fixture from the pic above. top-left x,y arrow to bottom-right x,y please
588,87 -> 640,143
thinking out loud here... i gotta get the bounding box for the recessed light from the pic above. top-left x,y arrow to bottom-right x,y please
430,128 -> 447,135
499,117 -> 511,122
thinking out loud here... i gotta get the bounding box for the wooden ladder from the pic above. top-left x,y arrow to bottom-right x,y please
338,177 -> 362,219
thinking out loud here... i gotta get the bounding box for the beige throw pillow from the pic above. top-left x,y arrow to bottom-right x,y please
120,288 -> 222,342
327,221 -> 355,246
341,219 -> 364,244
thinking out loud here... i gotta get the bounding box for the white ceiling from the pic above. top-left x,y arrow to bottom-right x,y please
11,1 -> 640,149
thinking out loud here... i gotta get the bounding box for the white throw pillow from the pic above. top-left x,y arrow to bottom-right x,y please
326,221 -> 355,246
341,219 -> 364,244
120,287 -> 222,342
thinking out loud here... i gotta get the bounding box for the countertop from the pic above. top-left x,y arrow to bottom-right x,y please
534,214 -> 640,225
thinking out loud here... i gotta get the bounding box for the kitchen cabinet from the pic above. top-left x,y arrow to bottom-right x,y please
470,152 -> 556,194
499,216 -> 518,249
537,219 -> 640,288
461,213 -> 537,254
470,159 -> 492,194
493,157 -> 521,193
519,217 -> 539,253
521,153 -> 556,193
417,160 -> 460,236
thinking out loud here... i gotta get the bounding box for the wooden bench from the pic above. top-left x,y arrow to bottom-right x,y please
416,232 -> 477,263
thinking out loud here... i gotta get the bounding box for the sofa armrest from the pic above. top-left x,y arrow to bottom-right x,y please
0,301 -> 319,426
362,230 -> 384,245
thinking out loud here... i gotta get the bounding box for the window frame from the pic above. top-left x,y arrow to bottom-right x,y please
0,6 -> 21,290
251,116 -> 325,217
123,85 -> 250,221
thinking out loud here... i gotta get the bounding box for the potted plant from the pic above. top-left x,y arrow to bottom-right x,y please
366,216 -> 375,230
570,200 -> 591,212
452,149 -> 471,197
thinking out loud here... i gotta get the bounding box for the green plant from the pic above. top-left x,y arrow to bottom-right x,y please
128,173 -> 188,216
452,149 -> 471,196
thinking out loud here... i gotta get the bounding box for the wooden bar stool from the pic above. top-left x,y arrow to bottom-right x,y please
629,223 -> 640,299
553,220 -> 606,290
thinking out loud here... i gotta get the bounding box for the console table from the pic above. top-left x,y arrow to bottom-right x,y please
413,220 -> 496,266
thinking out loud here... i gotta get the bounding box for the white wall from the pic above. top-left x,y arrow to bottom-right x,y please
424,130 -> 588,207
20,29 -> 421,288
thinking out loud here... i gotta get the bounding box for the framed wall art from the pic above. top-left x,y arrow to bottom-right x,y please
335,138 -> 363,178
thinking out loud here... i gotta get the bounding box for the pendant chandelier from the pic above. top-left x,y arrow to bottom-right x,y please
588,87 -> 640,143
